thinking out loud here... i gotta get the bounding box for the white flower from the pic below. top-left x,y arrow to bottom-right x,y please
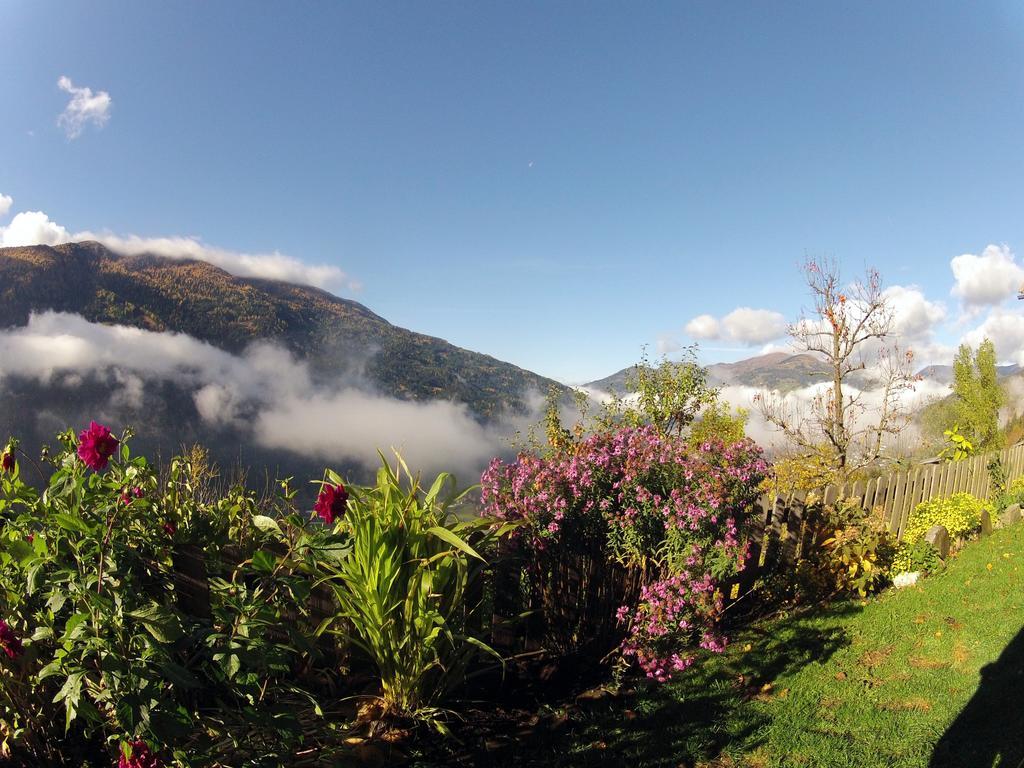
892,571 -> 921,589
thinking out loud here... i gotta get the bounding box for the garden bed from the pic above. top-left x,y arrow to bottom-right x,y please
420,523 -> 1024,767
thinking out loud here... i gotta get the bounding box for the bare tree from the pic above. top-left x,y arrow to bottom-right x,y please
755,257 -> 917,481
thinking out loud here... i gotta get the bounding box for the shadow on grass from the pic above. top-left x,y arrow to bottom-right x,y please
493,601 -> 862,768
930,626 -> 1024,768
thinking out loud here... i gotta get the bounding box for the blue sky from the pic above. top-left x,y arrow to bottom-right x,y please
4,1 -> 1024,382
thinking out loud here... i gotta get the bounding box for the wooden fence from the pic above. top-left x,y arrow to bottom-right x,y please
732,443 -> 1024,599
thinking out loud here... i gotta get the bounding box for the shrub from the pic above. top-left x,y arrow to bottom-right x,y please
821,501 -> 896,597
891,492 -> 991,575
0,427 -> 331,766
480,425 -> 768,681
763,499 -> 896,604
992,473 -> 1024,516
892,538 -> 942,576
902,492 -> 990,544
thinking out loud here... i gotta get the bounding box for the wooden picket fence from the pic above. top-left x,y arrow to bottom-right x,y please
732,443 -> 1024,600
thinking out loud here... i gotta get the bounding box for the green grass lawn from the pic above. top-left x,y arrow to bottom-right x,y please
496,523 -> 1024,768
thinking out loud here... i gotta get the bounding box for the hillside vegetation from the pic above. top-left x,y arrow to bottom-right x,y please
0,241 -> 560,419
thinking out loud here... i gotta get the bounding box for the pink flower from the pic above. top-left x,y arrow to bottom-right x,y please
77,422 -> 118,472
314,482 -> 348,525
0,620 -> 23,660
0,450 -> 13,473
118,740 -> 161,768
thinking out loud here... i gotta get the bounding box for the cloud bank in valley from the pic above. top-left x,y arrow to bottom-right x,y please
0,194 -> 351,293
0,312 -> 530,479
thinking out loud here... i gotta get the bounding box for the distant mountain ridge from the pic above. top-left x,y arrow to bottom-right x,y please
587,352 -> 838,394
585,351 -> 998,394
0,242 -> 561,419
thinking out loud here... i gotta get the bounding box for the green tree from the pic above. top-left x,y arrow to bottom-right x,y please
687,399 -> 749,448
601,346 -> 720,437
951,338 -> 1004,450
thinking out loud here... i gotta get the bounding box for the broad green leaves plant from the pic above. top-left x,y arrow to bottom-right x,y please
315,454 -> 513,724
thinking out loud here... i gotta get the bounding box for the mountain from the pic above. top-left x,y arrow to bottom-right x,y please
0,242 -> 560,418
0,242 -> 563,485
913,364 -> 1021,386
588,352 -> 843,394
587,352 -> 1012,396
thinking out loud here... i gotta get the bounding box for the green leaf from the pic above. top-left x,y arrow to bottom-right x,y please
61,612 -> 91,642
252,515 -> 284,538
251,549 -> 277,573
128,602 -> 184,643
53,513 -> 95,535
53,670 -> 84,732
25,563 -> 43,594
37,659 -> 64,681
3,538 -> 34,565
425,526 -> 484,561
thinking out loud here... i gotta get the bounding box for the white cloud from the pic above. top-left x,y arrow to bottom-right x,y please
683,307 -> 787,346
684,314 -> 721,340
0,211 -> 70,247
655,336 -> 682,355
0,194 -> 12,218
0,312 -> 531,478
721,308 -> 788,345
962,307 -> 1024,366
950,244 -> 1024,309
882,285 -> 946,342
57,76 -> 112,139
0,202 -> 351,292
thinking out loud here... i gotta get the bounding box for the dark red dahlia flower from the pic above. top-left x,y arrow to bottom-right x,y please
77,422 -> 119,472
314,482 -> 348,525
0,620 -> 23,660
118,740 -> 161,768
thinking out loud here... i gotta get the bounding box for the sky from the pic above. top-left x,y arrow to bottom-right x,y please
4,1 -> 1024,383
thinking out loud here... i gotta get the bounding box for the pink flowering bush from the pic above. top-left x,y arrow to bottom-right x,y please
481,425 -> 767,679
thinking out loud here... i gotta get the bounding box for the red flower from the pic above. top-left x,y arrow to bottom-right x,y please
0,450 -> 13,473
314,483 -> 348,525
121,486 -> 144,505
0,620 -> 23,660
77,422 -> 119,472
118,740 -> 161,768
162,522 -> 176,537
